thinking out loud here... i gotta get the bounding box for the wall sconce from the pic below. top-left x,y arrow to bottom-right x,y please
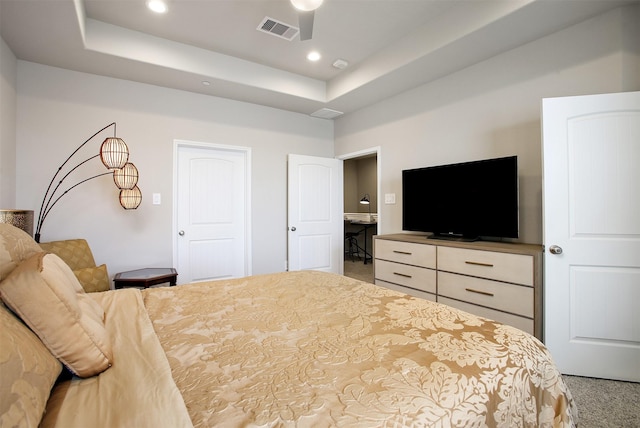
35,122 -> 141,242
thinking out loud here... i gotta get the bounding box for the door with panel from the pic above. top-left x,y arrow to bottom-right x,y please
542,91 -> 640,381
287,154 -> 343,274
175,142 -> 250,284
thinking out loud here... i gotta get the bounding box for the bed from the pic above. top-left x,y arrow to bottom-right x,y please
0,224 -> 577,427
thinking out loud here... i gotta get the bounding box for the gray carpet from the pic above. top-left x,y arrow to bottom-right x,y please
563,375 -> 640,427
343,257 -> 374,283
343,261 -> 640,427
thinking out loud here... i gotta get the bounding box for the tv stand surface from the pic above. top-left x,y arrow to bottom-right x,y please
428,234 -> 478,242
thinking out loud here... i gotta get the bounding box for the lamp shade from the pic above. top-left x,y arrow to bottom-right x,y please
100,137 -> 129,169
113,162 -> 139,190
119,185 -> 142,210
290,0 -> 323,11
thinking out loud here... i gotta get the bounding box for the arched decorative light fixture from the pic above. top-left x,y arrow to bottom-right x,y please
113,162 -> 139,190
100,137 -> 129,169
119,186 -> 143,210
34,122 -> 141,243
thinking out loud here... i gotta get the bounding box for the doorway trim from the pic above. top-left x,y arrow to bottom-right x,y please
172,139 -> 252,278
337,146 -> 382,235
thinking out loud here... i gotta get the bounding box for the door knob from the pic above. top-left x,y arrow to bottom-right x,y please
549,245 -> 563,255
178,230 -> 185,236
290,227 -> 296,231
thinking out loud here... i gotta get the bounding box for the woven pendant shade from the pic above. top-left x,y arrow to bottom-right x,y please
100,137 -> 129,169
113,162 -> 139,189
119,185 -> 142,209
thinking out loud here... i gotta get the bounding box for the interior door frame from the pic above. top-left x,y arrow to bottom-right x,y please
337,147 -> 382,236
172,140 -> 252,278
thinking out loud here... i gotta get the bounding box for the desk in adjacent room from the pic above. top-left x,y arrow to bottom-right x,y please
348,220 -> 377,264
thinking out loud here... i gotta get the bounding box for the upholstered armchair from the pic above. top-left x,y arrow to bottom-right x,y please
38,239 -> 110,293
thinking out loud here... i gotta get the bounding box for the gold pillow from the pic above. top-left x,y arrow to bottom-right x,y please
0,252 -> 113,377
0,224 -> 42,281
74,264 -> 111,293
0,301 -> 62,427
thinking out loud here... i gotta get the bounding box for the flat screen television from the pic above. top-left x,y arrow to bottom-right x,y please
402,156 -> 518,241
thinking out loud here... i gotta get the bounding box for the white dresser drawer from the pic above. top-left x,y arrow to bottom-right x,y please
375,239 -> 436,269
438,296 -> 534,335
375,259 -> 436,294
437,246 -> 533,286
438,271 -> 533,317
375,279 -> 436,302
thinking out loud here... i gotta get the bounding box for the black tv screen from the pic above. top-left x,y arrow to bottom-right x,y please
402,156 -> 518,240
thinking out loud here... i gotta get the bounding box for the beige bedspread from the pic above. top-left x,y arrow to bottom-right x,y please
41,289 -> 193,428
142,271 -> 576,427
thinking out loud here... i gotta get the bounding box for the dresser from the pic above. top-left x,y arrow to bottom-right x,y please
374,234 -> 543,340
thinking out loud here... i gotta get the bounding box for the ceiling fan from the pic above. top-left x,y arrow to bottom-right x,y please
290,0 -> 324,41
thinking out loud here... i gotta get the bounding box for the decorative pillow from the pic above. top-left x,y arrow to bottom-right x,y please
0,301 -> 62,427
0,224 -> 42,281
73,264 -> 111,293
0,252 -> 113,377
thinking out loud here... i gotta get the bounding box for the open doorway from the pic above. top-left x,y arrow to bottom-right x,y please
339,148 -> 380,283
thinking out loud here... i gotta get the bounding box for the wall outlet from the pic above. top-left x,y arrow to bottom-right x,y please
385,193 -> 396,204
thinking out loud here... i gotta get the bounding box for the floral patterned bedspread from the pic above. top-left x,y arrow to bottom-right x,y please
142,270 -> 576,427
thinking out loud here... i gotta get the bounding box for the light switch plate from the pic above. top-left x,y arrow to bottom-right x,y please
152,193 -> 161,205
384,193 -> 396,204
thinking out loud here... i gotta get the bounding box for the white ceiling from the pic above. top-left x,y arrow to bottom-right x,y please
1,0 -> 636,117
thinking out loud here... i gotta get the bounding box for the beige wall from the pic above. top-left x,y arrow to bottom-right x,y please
13,62 -> 334,276
3,4 -> 639,275
0,37 -> 17,208
343,156 -> 377,213
334,5 -> 640,245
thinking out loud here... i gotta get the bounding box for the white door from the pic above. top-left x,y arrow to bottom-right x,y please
288,154 -> 343,273
542,91 -> 640,382
175,142 -> 251,284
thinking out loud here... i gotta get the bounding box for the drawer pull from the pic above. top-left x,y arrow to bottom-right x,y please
393,272 -> 412,278
393,250 -> 412,255
465,261 -> 494,267
465,287 -> 494,297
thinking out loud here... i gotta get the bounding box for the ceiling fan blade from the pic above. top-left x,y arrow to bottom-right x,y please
298,10 -> 315,41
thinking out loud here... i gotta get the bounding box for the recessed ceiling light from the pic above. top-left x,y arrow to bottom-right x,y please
307,51 -> 321,62
146,0 -> 168,14
290,0 -> 324,12
202,81 -> 211,86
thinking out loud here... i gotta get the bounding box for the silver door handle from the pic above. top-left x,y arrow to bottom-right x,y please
178,230 -> 185,236
290,227 -> 296,231
549,245 -> 563,255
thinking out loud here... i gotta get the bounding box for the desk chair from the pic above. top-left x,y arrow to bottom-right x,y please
345,231 -> 363,262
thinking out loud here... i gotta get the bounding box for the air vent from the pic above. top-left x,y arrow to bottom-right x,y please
257,17 -> 299,41
310,108 -> 344,120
